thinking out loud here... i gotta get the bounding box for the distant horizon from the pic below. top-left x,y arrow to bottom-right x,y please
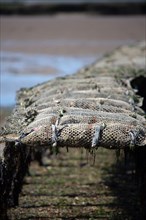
1,0 -> 145,15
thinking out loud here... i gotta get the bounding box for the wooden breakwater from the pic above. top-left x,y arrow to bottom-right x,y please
0,41 -> 146,219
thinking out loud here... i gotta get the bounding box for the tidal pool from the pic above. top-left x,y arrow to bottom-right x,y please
1,51 -> 99,106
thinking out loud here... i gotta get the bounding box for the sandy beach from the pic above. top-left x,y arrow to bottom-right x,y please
1,14 -> 145,107
1,15 -> 145,55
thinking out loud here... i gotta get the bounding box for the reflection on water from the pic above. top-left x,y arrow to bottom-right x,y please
1,51 -> 98,106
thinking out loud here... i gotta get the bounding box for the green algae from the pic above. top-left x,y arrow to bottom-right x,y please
7,148 -> 141,219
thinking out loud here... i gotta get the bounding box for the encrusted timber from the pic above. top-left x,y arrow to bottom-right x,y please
0,142 -> 31,212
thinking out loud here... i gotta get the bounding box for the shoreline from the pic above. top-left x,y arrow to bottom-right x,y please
1,14 -> 145,109
1,15 -> 145,55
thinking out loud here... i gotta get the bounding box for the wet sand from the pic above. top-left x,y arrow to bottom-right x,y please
1,14 -> 145,107
1,14 -> 145,55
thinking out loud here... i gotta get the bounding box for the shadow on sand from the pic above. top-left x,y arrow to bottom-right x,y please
103,149 -> 146,220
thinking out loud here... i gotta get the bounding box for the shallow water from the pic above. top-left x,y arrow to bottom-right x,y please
1,37 -> 135,107
1,51 -> 98,106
